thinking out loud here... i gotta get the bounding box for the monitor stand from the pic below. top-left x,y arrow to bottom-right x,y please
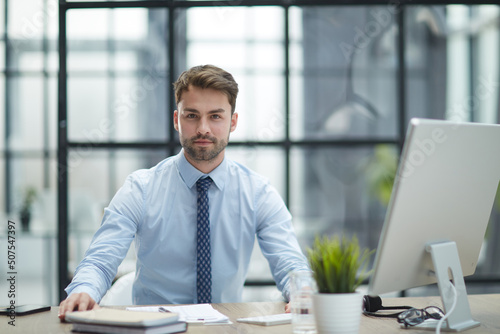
405,241 -> 480,332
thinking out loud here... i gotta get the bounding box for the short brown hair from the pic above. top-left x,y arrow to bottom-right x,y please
173,65 -> 239,114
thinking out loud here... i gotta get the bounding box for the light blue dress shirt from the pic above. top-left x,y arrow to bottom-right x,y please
65,150 -> 309,304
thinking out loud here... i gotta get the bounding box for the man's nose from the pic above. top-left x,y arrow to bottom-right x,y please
197,117 -> 210,135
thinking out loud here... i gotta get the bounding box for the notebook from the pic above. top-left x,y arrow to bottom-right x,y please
70,321 -> 187,334
65,308 -> 180,327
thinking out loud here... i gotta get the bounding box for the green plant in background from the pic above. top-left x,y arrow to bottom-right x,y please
21,187 -> 37,215
365,145 -> 398,206
307,234 -> 373,294
20,186 -> 37,232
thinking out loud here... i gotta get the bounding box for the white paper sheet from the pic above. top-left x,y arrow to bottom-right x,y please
126,304 -> 231,325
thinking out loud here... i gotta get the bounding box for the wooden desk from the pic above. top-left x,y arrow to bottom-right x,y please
2,294 -> 499,333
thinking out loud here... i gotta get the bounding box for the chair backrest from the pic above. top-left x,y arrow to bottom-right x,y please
100,271 -> 135,305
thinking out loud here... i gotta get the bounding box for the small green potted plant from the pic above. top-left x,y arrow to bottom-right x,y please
307,234 -> 373,334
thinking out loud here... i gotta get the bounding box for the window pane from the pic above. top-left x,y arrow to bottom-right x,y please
473,5 -> 500,124
405,5 -> 448,121
68,149 -> 167,268
68,74 -> 168,142
67,8 -> 169,143
18,51 -> 44,71
8,76 -> 45,150
9,156 -> 57,228
8,0 -> 49,39
184,6 -> 286,141
187,6 -> 283,41
67,8 -> 166,72
6,75 -> 56,150
405,5 -> 500,124
290,145 -> 397,252
290,6 -> 399,141
67,8 -> 146,41
68,76 -> 108,141
226,147 -> 286,199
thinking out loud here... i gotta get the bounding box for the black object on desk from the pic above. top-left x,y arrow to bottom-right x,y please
0,304 -> 51,316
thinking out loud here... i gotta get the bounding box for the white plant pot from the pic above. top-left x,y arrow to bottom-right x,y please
312,291 -> 363,334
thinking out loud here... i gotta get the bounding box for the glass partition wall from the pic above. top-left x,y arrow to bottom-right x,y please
0,1 -> 498,306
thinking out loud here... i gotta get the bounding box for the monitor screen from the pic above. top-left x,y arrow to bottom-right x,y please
367,118 -> 500,330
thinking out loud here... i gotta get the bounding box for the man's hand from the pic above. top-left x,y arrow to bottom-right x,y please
58,292 -> 99,321
285,302 -> 291,313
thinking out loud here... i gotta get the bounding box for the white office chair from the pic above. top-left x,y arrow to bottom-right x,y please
100,271 -> 135,305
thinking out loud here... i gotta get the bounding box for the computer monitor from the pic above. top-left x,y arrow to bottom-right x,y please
368,118 -> 500,331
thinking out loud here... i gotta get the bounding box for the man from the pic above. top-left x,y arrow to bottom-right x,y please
58,65 -> 308,319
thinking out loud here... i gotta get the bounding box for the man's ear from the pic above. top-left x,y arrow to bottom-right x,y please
173,110 -> 179,131
230,112 -> 238,133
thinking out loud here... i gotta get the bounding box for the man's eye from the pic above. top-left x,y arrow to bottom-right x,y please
186,114 -> 197,119
212,114 -> 221,119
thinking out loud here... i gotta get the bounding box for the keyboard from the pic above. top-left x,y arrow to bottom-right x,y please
236,313 -> 292,326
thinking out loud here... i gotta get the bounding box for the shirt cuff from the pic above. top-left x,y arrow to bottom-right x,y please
65,284 -> 102,304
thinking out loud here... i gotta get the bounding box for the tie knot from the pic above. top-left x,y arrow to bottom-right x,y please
196,177 -> 212,192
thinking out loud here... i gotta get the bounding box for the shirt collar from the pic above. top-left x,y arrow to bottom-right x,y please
176,149 -> 227,191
